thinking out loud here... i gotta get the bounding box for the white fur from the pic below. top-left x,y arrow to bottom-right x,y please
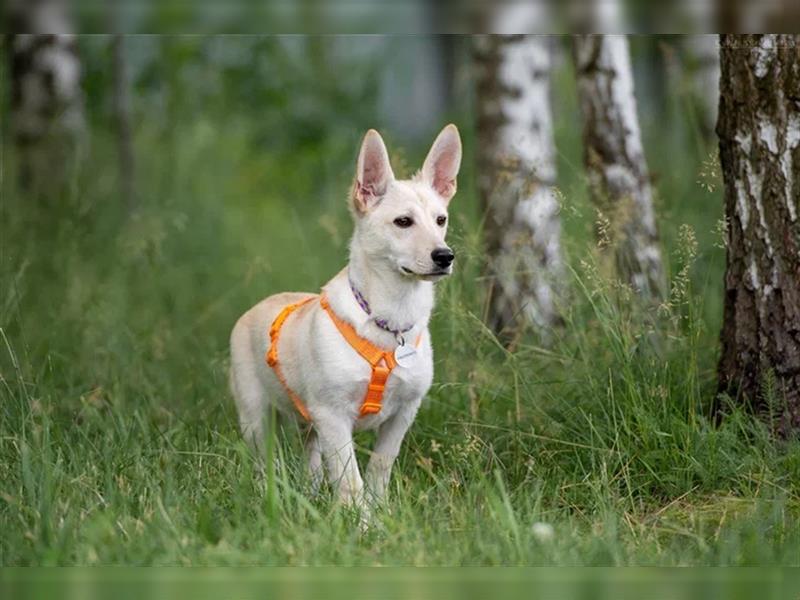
230,125 -> 462,514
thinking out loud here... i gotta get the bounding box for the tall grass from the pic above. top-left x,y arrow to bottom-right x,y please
2,50 -> 799,566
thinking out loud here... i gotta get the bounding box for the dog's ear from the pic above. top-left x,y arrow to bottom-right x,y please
421,124 -> 462,202
353,129 -> 395,214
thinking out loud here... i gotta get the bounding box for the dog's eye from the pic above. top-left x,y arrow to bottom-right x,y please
393,216 -> 414,228
436,215 -> 447,227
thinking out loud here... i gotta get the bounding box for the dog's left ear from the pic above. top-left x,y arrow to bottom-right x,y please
421,124 -> 462,202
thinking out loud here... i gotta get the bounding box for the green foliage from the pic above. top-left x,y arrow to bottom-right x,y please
1,39 -> 798,566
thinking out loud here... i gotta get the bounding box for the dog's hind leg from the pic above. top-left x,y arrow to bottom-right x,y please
230,323 -> 269,457
230,366 -> 269,457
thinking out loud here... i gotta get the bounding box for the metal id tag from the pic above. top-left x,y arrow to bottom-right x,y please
394,343 -> 417,368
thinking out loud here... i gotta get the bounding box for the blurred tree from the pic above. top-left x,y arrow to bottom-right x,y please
572,34 -> 665,299
716,34 -> 800,436
8,0 -> 85,197
678,0 -> 719,139
474,35 -> 565,340
112,34 -> 136,213
683,35 -> 720,139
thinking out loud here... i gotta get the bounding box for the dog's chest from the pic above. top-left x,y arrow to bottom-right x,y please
384,351 -> 433,402
355,355 -> 432,430
311,332 -> 434,428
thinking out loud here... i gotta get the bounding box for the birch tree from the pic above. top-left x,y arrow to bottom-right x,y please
475,35 -> 565,337
8,0 -> 85,196
716,34 -> 800,435
683,35 -> 721,139
572,34 -> 666,299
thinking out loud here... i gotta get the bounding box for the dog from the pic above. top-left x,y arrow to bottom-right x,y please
229,124 -> 461,513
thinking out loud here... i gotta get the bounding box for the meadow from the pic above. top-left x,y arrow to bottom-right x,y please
1,38 -> 799,566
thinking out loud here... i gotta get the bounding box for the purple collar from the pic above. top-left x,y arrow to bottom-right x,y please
349,277 -> 415,338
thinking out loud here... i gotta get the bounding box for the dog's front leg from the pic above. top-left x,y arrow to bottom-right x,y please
304,428 -> 324,497
365,400 -> 421,503
313,410 -> 365,511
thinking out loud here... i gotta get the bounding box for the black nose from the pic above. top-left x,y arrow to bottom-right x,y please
431,247 -> 455,269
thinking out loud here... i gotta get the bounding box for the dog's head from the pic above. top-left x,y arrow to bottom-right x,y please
350,124 -> 462,281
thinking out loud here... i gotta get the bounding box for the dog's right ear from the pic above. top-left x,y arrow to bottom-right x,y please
353,129 -> 394,215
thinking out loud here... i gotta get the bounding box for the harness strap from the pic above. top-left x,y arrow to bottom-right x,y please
266,294 -> 422,420
265,296 -> 316,420
321,295 -> 418,416
319,296 -> 397,368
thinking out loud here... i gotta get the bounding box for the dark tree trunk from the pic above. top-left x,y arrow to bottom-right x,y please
683,35 -> 720,140
717,34 -> 800,435
572,34 -> 666,299
475,34 -> 565,340
112,34 -> 136,214
8,0 -> 85,197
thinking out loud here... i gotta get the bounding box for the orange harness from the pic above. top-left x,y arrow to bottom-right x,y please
266,295 -> 421,420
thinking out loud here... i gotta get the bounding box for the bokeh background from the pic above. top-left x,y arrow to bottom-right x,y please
2,29 -> 799,568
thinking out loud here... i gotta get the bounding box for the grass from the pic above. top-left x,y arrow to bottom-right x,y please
2,43 -> 800,566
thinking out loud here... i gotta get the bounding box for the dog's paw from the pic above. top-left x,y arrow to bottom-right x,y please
357,510 -> 373,535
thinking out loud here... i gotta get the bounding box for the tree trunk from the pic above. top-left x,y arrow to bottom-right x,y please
683,35 -> 721,139
475,34 -> 565,338
716,34 -> 800,435
8,0 -> 85,197
572,34 -> 666,299
112,34 -> 136,214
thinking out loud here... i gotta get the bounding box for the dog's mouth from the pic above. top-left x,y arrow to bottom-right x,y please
401,266 -> 451,280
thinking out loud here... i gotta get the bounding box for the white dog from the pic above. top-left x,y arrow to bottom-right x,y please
229,124 -> 461,512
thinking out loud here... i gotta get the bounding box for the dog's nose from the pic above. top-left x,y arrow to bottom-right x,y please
431,247 -> 455,269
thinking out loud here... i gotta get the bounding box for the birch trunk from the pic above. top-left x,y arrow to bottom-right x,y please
716,34 -> 800,435
8,0 -> 85,196
683,35 -> 721,139
572,34 -> 666,299
475,34 -> 564,337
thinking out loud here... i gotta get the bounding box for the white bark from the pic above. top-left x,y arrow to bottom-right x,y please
475,34 -> 564,336
717,34 -> 800,434
572,34 -> 665,298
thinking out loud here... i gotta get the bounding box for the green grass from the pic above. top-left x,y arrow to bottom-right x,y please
2,54 -> 800,566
